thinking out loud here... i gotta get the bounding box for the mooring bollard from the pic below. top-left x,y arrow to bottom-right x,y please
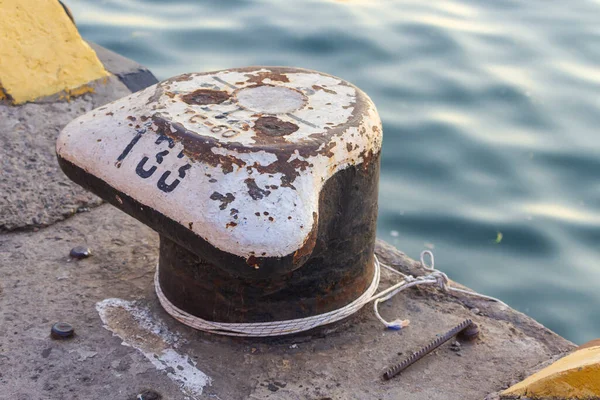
56,67 -> 382,328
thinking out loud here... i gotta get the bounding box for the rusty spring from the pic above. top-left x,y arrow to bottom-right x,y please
383,319 -> 473,380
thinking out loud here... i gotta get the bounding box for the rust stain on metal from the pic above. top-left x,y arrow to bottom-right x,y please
253,116 -> 298,139
245,71 -> 290,85
248,156 -> 311,190
293,212 -> 318,265
318,141 -> 337,158
171,73 -> 194,83
209,191 -> 235,210
246,255 -> 260,269
358,149 -> 376,171
181,89 -> 230,106
312,84 -> 337,95
244,178 -> 271,200
153,117 -> 246,174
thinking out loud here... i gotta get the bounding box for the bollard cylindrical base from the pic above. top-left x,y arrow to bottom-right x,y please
157,159 -> 379,323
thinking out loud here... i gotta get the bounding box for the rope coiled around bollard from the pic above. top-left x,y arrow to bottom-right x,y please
154,251 -> 507,337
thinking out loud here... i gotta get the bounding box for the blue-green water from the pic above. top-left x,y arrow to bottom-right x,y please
66,0 -> 600,344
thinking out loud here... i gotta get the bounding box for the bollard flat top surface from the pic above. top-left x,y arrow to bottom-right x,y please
150,67 -> 380,151
57,67 -> 382,259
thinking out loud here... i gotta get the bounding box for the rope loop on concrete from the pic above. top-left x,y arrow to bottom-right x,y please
155,251 -> 507,337
420,250 -> 450,292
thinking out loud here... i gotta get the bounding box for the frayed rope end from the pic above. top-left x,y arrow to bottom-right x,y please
385,319 -> 410,331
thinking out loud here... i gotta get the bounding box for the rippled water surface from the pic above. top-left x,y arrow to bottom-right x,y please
66,0 -> 600,344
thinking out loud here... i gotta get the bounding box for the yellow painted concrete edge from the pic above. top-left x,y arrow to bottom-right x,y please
0,0 -> 109,105
501,343 -> 600,399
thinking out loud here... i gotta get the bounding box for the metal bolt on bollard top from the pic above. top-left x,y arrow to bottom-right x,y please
56,67 -> 383,328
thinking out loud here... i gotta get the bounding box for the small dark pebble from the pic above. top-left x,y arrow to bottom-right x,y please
274,381 -> 287,388
50,322 -> 74,339
450,341 -> 461,351
267,383 -> 279,392
69,246 -> 91,259
41,348 -> 52,358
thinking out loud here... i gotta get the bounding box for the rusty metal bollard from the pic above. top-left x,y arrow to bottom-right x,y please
56,67 -> 383,326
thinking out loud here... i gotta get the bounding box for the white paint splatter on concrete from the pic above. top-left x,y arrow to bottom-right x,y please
96,298 -> 211,398
69,348 -> 98,362
99,298 -> 181,345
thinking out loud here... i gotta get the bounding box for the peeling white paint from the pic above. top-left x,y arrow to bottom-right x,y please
57,67 -> 382,259
96,298 -> 211,399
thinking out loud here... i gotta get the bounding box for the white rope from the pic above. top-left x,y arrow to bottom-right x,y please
155,250 -> 506,337
416,250 -> 509,308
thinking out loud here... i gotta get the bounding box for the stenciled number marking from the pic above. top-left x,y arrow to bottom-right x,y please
117,129 -> 191,194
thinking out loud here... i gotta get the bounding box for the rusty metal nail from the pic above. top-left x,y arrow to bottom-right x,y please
383,319 -> 473,380
457,322 -> 480,342
69,246 -> 91,259
51,322 -> 74,339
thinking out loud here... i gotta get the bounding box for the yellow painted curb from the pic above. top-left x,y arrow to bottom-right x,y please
502,343 -> 600,399
0,0 -> 109,104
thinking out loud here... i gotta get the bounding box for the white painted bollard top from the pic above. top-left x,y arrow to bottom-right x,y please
57,67 -> 382,261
